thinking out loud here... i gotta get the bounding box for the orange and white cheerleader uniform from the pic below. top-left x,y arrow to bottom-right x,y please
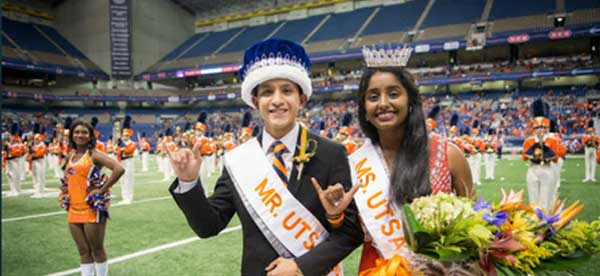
62,151 -> 110,223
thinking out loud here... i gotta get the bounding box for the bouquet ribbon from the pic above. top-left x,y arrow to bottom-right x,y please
359,255 -> 412,276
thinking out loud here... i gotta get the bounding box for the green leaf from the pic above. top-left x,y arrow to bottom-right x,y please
402,204 -> 427,250
535,251 -> 592,271
436,250 -> 471,262
496,264 -> 526,276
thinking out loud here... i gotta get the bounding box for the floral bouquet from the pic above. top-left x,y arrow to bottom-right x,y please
364,190 -> 600,276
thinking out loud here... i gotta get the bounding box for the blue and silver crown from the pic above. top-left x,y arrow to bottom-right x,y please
240,38 -> 312,108
362,45 -> 413,68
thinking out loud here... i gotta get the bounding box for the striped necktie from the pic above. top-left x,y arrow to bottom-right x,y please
271,141 -> 288,186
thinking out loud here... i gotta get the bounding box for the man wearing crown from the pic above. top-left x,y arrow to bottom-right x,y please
581,120 -> 599,182
167,38 -> 363,276
118,116 -> 136,204
522,99 -> 559,211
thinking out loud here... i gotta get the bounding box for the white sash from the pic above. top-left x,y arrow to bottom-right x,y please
225,138 -> 343,273
349,139 -> 408,259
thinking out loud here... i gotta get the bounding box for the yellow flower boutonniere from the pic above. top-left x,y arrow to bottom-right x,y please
293,127 -> 318,181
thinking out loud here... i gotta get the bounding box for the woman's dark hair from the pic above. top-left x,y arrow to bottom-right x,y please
357,67 -> 430,205
69,121 -> 97,151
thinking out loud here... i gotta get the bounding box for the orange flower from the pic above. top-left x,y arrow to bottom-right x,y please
552,200 -> 584,230
498,189 -> 527,211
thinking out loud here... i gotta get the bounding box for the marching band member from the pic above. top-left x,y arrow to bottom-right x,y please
5,123 -> 24,196
48,134 -> 63,178
462,128 -> 478,183
18,130 -> 27,181
156,134 -> 165,174
581,120 -> 599,182
194,112 -> 213,194
336,112 -> 357,154
30,123 -> 47,198
549,120 -> 566,191
91,117 -> 105,153
470,120 -> 484,186
162,128 -> 176,181
448,114 -> 463,151
106,136 -> 115,160
60,118 -> 73,170
483,129 -> 498,180
140,132 -> 151,172
117,116 -> 136,204
522,99 -> 559,211
238,111 -> 253,144
425,105 -> 440,135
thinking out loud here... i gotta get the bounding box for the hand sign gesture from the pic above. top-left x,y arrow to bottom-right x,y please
310,177 -> 361,217
165,141 -> 203,182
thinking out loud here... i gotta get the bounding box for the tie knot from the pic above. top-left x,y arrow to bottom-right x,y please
271,141 -> 286,155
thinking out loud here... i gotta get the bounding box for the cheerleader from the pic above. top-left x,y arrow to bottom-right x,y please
61,120 -> 124,276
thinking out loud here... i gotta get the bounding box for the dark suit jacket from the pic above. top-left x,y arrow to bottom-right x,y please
169,127 -> 363,276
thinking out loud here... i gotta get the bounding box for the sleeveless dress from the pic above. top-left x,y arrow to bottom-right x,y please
63,151 -> 109,223
358,134 -> 453,272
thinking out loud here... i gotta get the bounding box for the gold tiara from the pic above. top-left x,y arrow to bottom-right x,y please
362,46 -> 413,67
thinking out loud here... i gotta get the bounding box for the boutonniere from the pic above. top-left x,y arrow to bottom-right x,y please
292,127 -> 318,181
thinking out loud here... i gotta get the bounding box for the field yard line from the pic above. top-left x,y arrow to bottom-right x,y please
45,225 -> 242,276
2,195 -> 172,222
2,167 -> 161,187
2,176 -> 61,187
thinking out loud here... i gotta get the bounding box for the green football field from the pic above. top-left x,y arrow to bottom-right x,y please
2,155 -> 599,276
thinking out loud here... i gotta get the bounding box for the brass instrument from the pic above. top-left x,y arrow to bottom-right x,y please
589,133 -> 597,148
182,130 -> 195,149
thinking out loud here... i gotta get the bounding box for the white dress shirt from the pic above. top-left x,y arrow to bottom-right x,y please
175,122 -> 300,193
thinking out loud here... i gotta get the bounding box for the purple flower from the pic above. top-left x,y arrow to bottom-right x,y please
535,208 -> 560,236
534,208 -> 560,224
483,211 -> 509,226
474,197 -> 492,211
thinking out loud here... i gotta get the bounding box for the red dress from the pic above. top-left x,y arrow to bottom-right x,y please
358,134 -> 453,272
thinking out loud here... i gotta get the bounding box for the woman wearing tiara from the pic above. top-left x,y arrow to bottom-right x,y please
311,47 -> 475,274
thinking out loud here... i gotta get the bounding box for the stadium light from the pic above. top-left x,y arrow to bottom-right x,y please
554,16 -> 566,28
